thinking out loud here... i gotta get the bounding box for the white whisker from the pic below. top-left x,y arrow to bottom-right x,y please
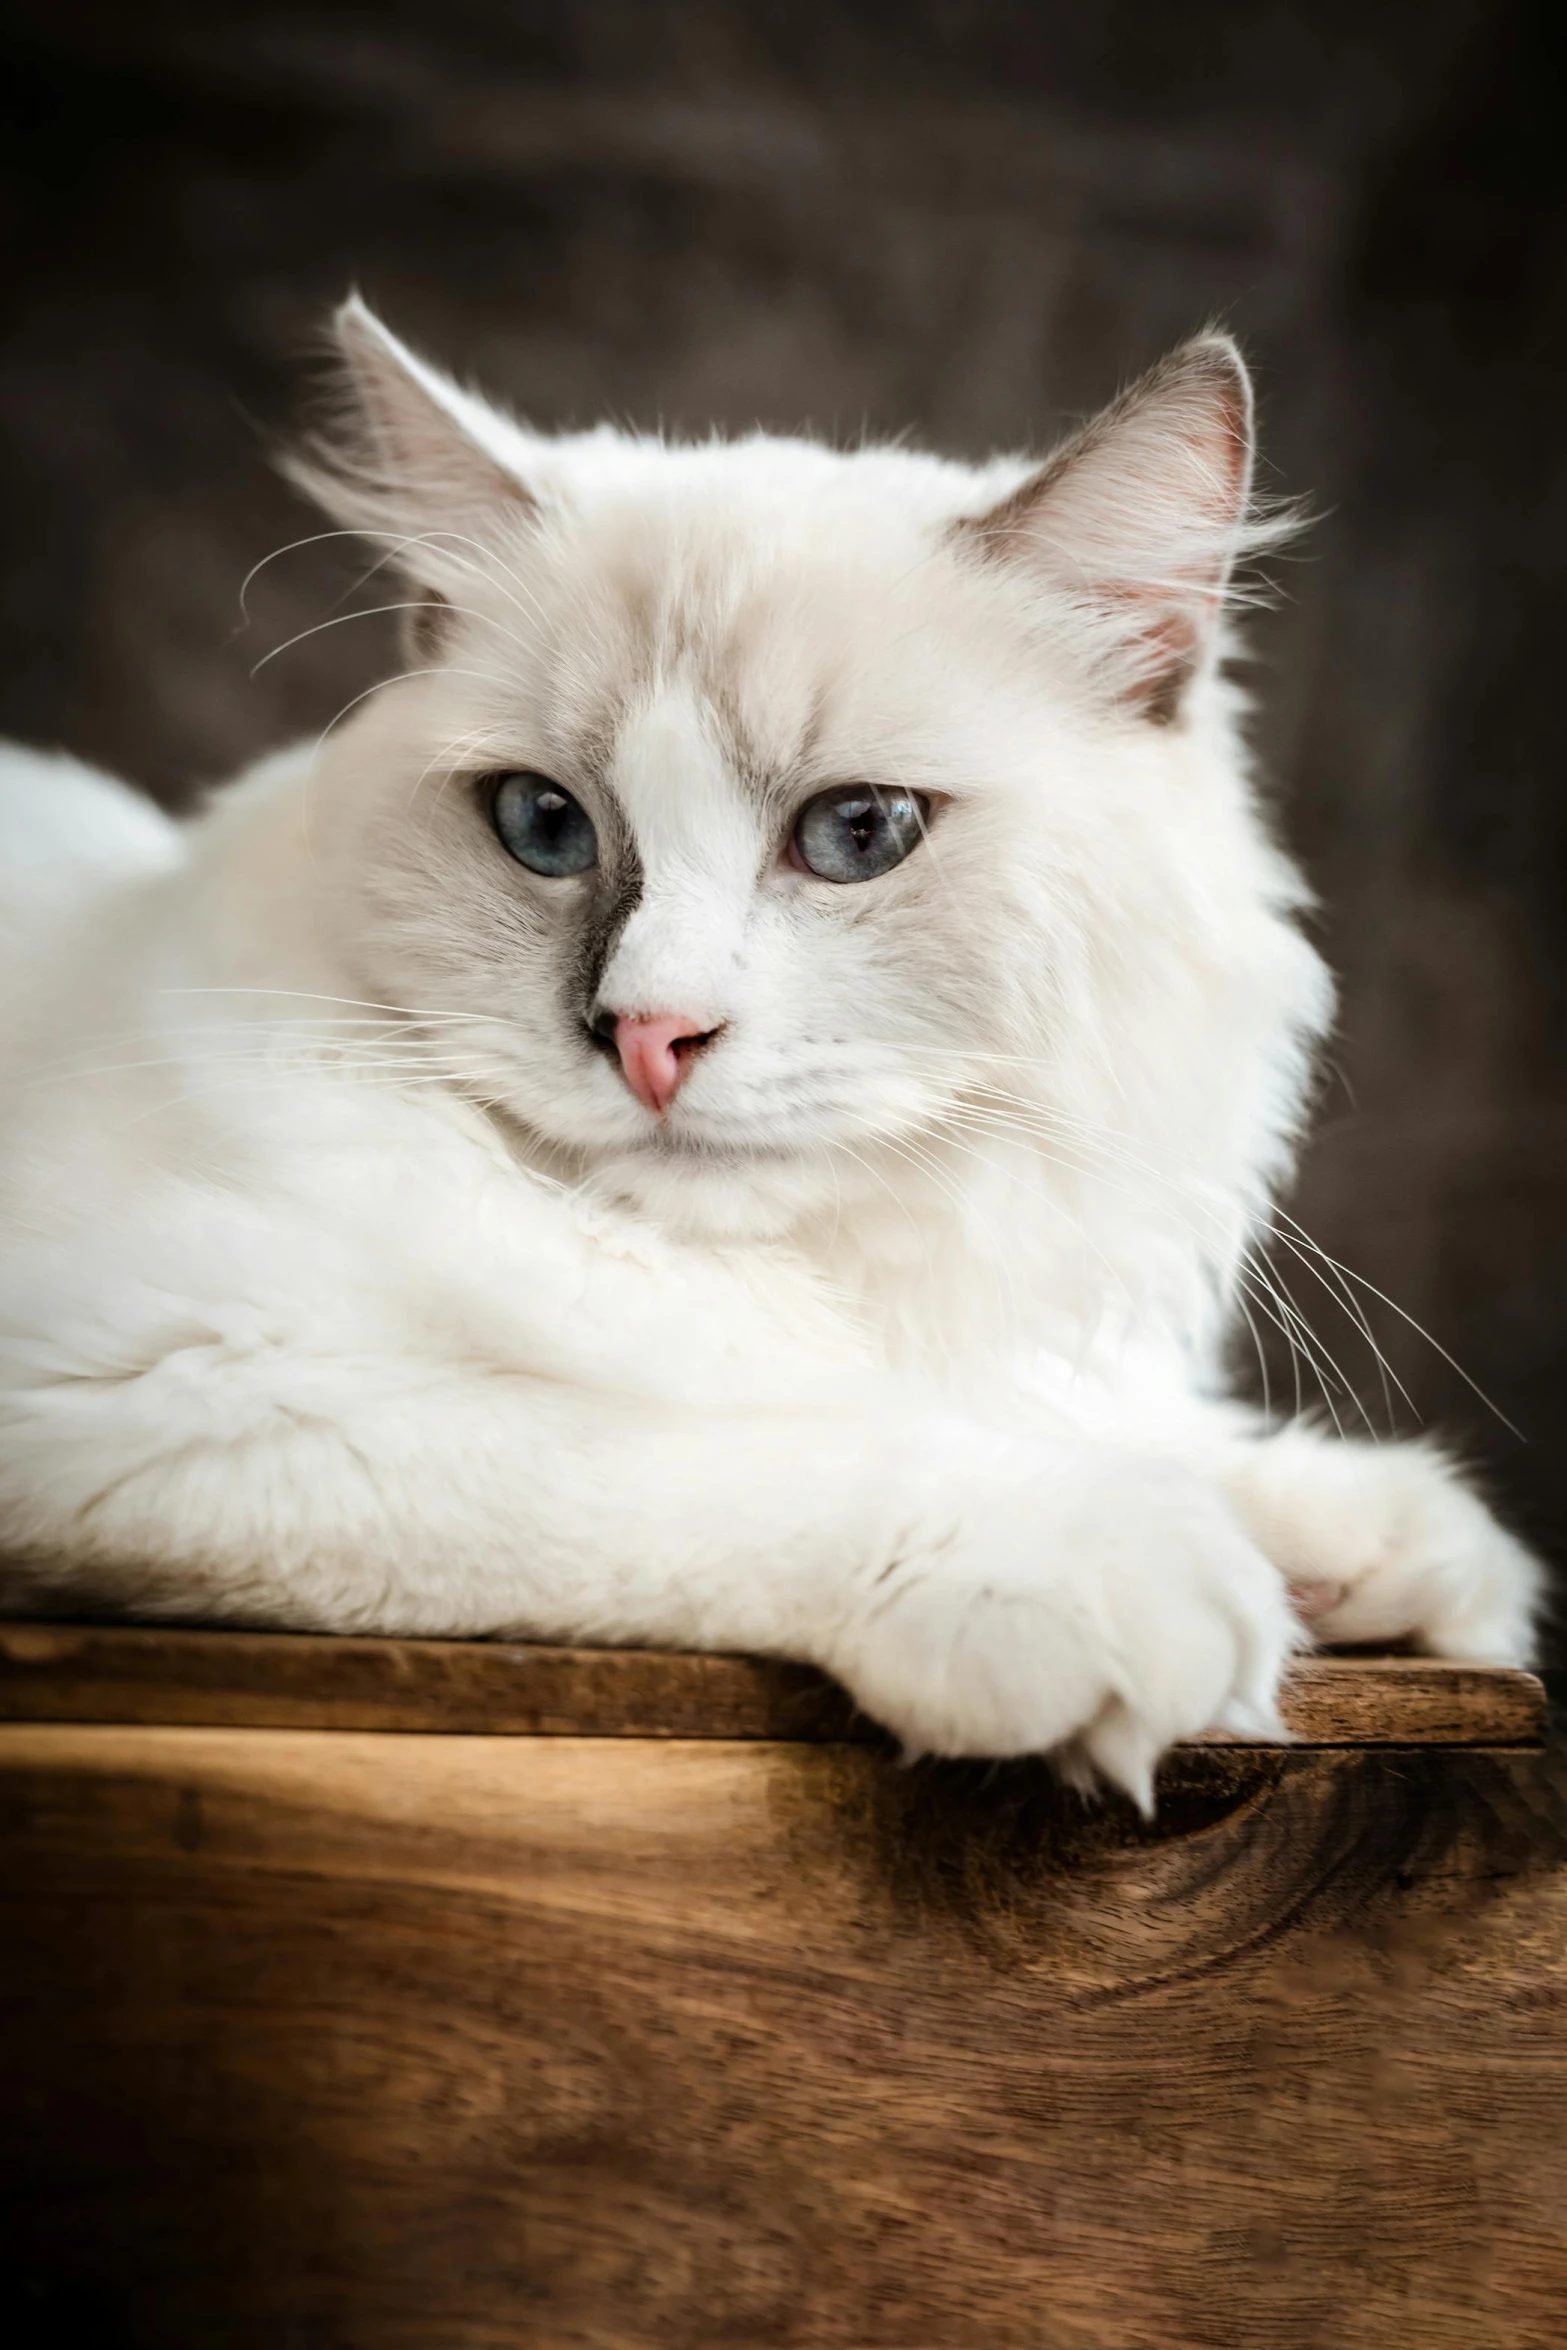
249,599 -> 535,679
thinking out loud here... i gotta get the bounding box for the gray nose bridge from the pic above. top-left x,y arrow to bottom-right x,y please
594,682 -> 760,1021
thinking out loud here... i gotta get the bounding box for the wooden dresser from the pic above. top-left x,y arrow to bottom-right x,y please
0,1623 -> 1558,2349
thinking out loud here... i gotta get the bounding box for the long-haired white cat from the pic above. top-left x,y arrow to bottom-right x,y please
0,301 -> 1540,1803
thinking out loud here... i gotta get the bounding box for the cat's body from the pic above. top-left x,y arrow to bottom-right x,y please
0,306 -> 1540,1803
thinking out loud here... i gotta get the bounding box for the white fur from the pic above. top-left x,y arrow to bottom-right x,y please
0,307 -> 1541,1808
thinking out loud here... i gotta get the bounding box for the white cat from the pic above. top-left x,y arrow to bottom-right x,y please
0,300 -> 1540,1805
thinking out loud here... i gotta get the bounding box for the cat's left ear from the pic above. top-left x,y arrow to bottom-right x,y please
285,295 -> 540,649
957,335 -> 1257,723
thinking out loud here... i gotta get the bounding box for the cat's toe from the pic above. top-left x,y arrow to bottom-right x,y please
1232,1433 -> 1544,1665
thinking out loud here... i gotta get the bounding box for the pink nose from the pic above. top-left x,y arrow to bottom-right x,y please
607,1012 -> 718,1115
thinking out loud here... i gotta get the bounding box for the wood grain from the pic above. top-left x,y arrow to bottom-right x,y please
0,1623 -> 1553,2344
0,1619 -> 1545,1745
3,1722 -> 1567,2348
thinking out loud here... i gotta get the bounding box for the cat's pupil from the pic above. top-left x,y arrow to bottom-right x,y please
489,771 -> 598,878
793,785 -> 926,884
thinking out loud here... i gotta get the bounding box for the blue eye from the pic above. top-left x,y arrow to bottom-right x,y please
490,771 -> 598,876
791,785 -> 928,883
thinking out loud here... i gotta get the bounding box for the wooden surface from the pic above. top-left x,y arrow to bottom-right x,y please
0,1624 -> 1559,2347
0,1618 -> 1546,1745
3,1723 -> 1567,2348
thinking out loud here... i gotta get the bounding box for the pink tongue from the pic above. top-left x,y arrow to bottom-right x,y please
614,1014 -> 703,1114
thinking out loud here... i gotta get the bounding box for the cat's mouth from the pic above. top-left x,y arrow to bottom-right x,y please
472,1078 -> 832,1177
629,1125 -> 810,1167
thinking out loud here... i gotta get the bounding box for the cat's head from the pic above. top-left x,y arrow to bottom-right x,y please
289,298 -> 1324,1256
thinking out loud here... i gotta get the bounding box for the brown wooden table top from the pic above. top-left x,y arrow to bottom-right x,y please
0,1619 -> 1546,1745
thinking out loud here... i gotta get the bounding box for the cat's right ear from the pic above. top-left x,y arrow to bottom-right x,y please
954,336 -> 1268,725
283,295 -> 540,655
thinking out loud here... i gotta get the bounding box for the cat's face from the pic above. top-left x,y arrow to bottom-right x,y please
302,303 -> 1300,1238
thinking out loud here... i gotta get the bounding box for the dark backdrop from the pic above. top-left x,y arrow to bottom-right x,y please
1,2 -> 1562,1598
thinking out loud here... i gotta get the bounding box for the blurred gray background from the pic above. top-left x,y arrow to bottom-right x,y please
1,2 -> 1562,1602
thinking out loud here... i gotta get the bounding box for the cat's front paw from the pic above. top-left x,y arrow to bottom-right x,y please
828,1458 -> 1295,1810
1225,1432 -> 1543,1664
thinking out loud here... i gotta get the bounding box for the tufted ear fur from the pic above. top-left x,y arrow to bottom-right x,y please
284,295 -> 539,657
958,335 -> 1260,723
